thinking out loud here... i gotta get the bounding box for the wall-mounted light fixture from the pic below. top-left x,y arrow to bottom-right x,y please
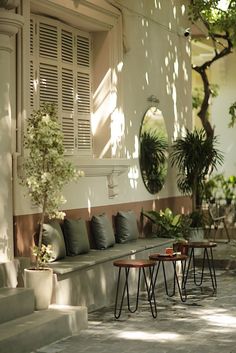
147,95 -> 160,104
178,27 -> 191,38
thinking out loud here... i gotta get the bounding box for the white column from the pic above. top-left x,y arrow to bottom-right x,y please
0,2 -> 24,261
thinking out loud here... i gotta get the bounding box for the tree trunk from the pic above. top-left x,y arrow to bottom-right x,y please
36,196 -> 47,269
192,31 -> 233,138
193,66 -> 214,139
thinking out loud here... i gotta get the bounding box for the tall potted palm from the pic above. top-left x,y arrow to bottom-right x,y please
170,129 -> 223,243
21,103 -> 81,309
170,129 -> 224,211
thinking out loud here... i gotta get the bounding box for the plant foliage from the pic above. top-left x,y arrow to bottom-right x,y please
189,0 -> 236,136
228,101 -> 236,127
140,130 -> 168,194
170,128 -> 224,210
142,208 -> 191,239
204,173 -> 236,203
21,103 -> 82,268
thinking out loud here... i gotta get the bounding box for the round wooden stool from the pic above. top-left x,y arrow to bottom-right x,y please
182,241 -> 217,292
113,259 -> 157,319
149,253 -> 188,302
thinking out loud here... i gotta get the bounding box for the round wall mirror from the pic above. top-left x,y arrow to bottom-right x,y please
139,107 -> 168,194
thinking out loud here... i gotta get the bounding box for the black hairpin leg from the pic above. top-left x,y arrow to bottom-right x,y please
182,247 -> 217,292
182,249 -> 193,291
205,248 -> 217,291
114,267 -> 129,319
153,260 -> 187,302
143,266 -> 157,318
173,261 -> 187,302
114,266 -> 157,319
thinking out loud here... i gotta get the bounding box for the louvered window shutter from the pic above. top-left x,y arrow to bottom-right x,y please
76,34 -> 92,153
61,29 -> 75,152
30,15 -> 92,155
30,18 -> 35,112
38,21 -> 59,108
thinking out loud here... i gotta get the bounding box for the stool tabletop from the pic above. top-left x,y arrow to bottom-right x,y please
149,253 -> 188,262
187,241 -> 217,249
113,259 -> 156,268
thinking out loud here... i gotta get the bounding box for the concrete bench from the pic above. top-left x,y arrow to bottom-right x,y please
49,237 -> 174,312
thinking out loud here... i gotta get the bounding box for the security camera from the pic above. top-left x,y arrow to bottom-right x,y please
184,28 -> 191,37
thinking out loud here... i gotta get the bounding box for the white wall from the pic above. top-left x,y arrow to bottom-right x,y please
14,0 -> 192,216
211,52 -> 236,177
119,0 -> 192,201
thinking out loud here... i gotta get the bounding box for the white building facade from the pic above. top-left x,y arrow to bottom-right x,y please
0,0 -> 192,264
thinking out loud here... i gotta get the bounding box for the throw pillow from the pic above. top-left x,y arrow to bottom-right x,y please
63,218 -> 90,256
91,214 -> 115,249
42,221 -> 66,261
115,210 -> 139,243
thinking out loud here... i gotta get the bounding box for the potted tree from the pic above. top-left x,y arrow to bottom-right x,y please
170,129 -> 224,243
21,103 -> 81,309
170,129 -> 224,212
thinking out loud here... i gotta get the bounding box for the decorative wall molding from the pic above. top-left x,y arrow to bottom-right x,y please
17,154 -> 131,199
68,156 -> 131,177
0,11 -> 24,40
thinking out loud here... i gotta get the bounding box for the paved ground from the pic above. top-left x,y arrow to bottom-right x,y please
34,241 -> 236,353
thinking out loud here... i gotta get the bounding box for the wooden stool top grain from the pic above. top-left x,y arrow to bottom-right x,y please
187,242 -> 217,249
113,259 -> 156,268
149,254 -> 188,262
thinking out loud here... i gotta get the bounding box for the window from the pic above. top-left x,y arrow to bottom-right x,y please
30,15 -> 92,155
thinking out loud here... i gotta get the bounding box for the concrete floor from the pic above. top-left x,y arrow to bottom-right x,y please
33,241 -> 236,353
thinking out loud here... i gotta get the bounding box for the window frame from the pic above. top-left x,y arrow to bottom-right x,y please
30,14 -> 93,156
18,0 -> 123,160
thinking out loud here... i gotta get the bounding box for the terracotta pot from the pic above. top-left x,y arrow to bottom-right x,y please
24,268 -> 53,310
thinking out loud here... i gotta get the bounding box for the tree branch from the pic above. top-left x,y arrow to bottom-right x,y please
192,31 -> 233,137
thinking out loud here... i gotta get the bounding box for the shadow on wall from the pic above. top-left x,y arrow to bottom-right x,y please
122,0 -> 191,153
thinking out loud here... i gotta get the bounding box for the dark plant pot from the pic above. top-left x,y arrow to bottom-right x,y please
173,241 -> 189,255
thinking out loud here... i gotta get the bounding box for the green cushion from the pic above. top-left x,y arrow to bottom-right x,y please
91,214 -> 115,249
63,218 -> 90,256
115,211 -> 139,243
42,221 -> 66,261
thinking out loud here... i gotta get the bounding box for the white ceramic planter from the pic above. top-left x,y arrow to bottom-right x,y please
24,268 -> 53,310
188,227 -> 205,255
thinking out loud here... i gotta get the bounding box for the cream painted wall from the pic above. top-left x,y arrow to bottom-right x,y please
117,0 -> 192,200
211,52 -> 236,176
14,0 -> 192,216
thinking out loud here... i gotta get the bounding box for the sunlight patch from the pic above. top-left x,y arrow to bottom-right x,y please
118,330 -> 181,342
202,314 -> 236,327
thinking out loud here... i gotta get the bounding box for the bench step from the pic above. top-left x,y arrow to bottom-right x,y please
0,304 -> 87,353
0,288 -> 34,324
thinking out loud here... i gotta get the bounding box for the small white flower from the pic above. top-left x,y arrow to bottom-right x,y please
41,172 -> 50,182
42,114 -> 50,124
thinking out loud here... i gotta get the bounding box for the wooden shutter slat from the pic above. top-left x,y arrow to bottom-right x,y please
39,63 -> 58,106
62,115 -> 75,151
61,30 -> 73,63
39,22 -> 58,59
77,35 -> 90,67
62,68 -> 74,112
